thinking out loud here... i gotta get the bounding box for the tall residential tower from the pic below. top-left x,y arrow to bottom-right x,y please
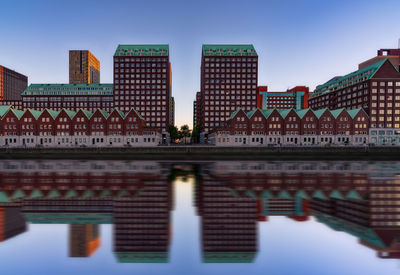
113,45 -> 172,131
69,50 -> 100,84
200,45 -> 258,132
0,65 -> 28,101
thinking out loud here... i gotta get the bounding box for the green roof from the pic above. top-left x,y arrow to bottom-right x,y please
228,109 -> 242,120
114,45 -> 169,57
23,213 -> 113,224
230,107 -> 368,122
28,109 -> 42,119
203,252 -> 256,263
312,108 -> 328,119
313,59 -> 394,96
246,109 -> 259,118
22,83 -> 113,96
347,108 -> 363,119
80,109 -> 93,119
46,109 -> 60,119
115,252 -> 168,263
11,109 -> 24,119
202,44 -> 257,57
277,109 -> 291,119
98,109 -> 110,119
128,108 -> 144,120
63,109 -> 77,119
295,109 -> 310,119
330,108 -> 345,119
0,105 -> 11,117
260,109 -> 274,119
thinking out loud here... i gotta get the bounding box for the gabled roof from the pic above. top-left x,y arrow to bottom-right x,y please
99,109 -> 109,119
260,109 -> 275,119
278,109 -> 292,119
62,109 -> 77,119
313,59 -> 394,96
227,109 -> 242,120
11,109 -> 24,119
27,109 -> 42,120
246,109 -> 258,118
347,108 -> 363,119
126,108 -> 144,120
80,109 -> 93,119
45,109 -> 60,119
109,108 -> 125,119
296,109 -> 312,119
330,108 -> 345,119
0,105 -> 11,117
312,108 -> 329,119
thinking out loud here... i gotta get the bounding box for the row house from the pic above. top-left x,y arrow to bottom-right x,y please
0,106 -> 163,148
209,107 -> 372,146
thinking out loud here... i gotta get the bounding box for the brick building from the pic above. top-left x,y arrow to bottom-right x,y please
170,96 -> 175,126
193,91 -> 201,128
113,45 -> 172,131
0,65 -> 28,101
69,50 -> 100,84
0,105 -> 163,148
199,45 -> 258,132
257,86 -> 309,110
359,48 -> 400,71
21,83 -> 114,112
309,59 -> 400,129
209,107 -> 370,146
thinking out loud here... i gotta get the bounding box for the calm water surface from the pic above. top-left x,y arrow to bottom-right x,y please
0,160 -> 400,275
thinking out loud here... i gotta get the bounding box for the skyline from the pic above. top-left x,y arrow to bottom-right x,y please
1,0 -> 400,127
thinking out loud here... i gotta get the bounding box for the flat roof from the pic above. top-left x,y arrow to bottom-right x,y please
202,44 -> 257,57
114,45 -> 169,57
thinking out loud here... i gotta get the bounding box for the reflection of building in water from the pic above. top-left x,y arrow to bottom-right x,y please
200,161 -> 400,259
196,168 -> 258,263
311,164 -> 400,259
114,178 -> 172,263
1,160 -> 400,261
0,160 -> 173,262
69,224 -> 100,257
0,207 -> 27,242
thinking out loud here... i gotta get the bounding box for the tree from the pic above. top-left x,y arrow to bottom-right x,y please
179,124 -> 191,143
191,124 -> 201,143
168,125 -> 179,143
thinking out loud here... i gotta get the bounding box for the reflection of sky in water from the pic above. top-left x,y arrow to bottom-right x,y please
0,162 -> 400,274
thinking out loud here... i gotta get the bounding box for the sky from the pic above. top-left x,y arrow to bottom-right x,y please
0,0 -> 399,127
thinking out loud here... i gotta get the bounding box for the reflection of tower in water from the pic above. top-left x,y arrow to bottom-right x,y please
196,170 -> 258,263
0,207 -> 27,242
113,177 -> 173,263
69,224 -> 101,257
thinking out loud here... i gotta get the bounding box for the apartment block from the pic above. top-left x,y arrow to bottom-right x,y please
257,86 -> 309,110
69,50 -> 100,84
309,59 -> 400,129
0,65 -> 28,101
200,45 -> 258,132
113,45 -> 172,131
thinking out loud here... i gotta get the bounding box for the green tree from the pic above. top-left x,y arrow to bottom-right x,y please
191,124 -> 201,143
168,125 -> 179,143
179,124 -> 191,143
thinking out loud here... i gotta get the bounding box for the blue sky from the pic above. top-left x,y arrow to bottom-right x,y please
0,0 -> 399,127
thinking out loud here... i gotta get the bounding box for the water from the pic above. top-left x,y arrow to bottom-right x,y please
0,160 -> 399,275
